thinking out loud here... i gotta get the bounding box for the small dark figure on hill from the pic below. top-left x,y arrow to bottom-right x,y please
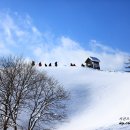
39,62 -> 42,67
70,63 -> 76,66
70,63 -> 73,66
81,64 -> 85,67
31,61 -> 35,66
55,62 -> 58,67
45,63 -> 47,67
49,63 -> 52,67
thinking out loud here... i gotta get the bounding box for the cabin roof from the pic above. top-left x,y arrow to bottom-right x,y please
88,56 -> 100,62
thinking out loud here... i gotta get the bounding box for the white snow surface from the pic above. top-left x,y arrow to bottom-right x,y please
38,67 -> 130,130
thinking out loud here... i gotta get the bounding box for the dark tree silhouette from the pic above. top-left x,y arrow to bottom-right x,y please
124,57 -> 130,72
0,56 -> 69,130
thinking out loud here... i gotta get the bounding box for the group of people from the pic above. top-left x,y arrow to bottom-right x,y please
70,63 -> 86,67
31,61 -> 86,67
31,61 -> 58,67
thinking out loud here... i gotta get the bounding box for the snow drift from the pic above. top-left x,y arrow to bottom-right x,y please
39,67 -> 130,130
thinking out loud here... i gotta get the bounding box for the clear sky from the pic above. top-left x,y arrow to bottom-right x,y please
0,0 -> 130,52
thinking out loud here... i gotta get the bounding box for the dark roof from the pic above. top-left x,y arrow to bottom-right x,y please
89,56 -> 100,62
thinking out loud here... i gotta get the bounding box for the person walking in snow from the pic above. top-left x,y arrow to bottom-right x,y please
55,62 -> 58,67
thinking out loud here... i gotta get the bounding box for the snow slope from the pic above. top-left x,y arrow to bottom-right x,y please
39,67 -> 130,130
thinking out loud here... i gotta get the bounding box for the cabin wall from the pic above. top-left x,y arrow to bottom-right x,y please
86,59 -> 93,68
85,58 -> 100,70
93,62 -> 100,70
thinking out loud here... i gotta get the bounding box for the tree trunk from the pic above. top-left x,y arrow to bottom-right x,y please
14,125 -> 17,130
13,121 -> 17,130
3,121 -> 8,130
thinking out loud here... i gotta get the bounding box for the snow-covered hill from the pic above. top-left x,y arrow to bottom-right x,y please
39,67 -> 130,130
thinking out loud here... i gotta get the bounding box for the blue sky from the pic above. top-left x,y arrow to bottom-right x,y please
0,0 -> 130,52
0,0 -> 130,70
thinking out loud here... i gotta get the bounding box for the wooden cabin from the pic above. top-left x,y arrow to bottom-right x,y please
85,56 -> 100,70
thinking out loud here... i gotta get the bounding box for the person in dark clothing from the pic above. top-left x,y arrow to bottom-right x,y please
70,63 -> 76,66
81,64 -> 85,67
70,63 -> 73,66
45,63 -> 47,67
39,62 -> 42,67
49,63 -> 52,67
55,62 -> 58,67
31,61 -> 35,66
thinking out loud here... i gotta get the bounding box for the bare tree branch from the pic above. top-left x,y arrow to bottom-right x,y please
0,56 -> 69,130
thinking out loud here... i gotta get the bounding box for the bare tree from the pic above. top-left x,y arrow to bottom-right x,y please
0,56 -> 69,130
26,78 -> 69,130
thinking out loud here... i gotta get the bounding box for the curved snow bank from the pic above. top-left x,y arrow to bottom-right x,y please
42,67 -> 130,130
